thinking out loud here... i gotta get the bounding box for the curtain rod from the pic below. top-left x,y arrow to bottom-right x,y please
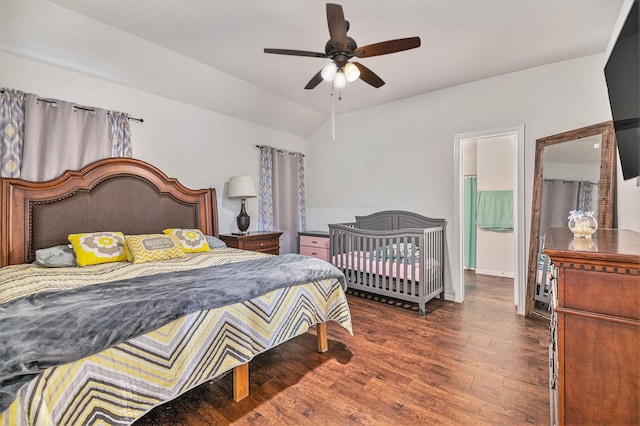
36,98 -> 144,123
256,145 -> 305,157
0,90 -> 143,122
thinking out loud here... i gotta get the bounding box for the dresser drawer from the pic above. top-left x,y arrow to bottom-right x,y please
300,235 -> 329,249
242,238 -> 279,253
300,245 -> 329,262
219,232 -> 282,255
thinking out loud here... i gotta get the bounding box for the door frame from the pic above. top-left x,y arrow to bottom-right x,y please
453,125 -> 526,314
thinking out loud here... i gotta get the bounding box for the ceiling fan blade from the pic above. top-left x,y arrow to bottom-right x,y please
305,70 -> 324,89
264,48 -> 327,58
326,3 -> 348,51
354,37 -> 421,58
353,62 -> 385,88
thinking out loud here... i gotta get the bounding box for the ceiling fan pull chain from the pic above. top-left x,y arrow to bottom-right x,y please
331,89 -> 336,140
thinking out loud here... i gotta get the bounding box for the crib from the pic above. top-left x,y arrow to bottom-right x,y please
329,211 -> 446,315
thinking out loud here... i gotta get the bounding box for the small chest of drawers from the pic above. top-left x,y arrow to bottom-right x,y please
219,231 -> 282,255
298,231 -> 330,262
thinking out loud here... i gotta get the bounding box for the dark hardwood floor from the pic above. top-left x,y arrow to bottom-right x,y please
136,271 -> 550,425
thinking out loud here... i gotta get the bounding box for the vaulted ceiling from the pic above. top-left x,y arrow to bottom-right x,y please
39,0 -> 626,136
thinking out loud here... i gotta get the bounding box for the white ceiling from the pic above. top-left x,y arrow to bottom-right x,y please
48,0 -> 624,122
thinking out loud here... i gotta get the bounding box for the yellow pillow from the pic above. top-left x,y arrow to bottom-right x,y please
68,232 -> 128,267
163,228 -> 210,253
125,234 -> 186,264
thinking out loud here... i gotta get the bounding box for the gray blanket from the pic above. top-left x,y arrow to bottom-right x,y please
0,254 -> 346,413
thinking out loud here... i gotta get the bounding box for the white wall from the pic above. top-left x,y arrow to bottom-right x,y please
1,51 -> 307,235
305,53 -> 614,299
475,135 -> 515,277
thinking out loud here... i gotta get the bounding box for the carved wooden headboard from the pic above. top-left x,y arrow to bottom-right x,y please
0,158 -> 218,266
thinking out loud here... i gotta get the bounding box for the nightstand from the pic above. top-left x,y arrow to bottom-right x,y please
219,231 -> 283,255
298,231 -> 330,262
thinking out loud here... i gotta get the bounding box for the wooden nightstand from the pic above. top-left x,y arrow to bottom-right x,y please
219,231 -> 283,255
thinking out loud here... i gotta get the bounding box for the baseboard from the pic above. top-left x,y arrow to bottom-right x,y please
474,268 -> 514,279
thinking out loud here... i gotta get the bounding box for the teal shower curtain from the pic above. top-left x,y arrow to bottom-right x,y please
464,177 -> 477,268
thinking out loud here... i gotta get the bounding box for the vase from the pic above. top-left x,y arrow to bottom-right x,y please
568,211 -> 597,239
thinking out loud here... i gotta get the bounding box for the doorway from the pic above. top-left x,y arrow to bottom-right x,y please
453,126 -> 525,314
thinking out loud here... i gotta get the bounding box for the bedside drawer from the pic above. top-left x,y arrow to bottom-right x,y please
300,245 -> 329,262
300,236 -> 329,249
242,238 -> 279,252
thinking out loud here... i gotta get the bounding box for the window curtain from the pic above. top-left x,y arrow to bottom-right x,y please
539,179 -> 579,237
577,181 -> 593,212
258,146 -> 306,254
108,111 -> 132,157
463,176 -> 477,268
0,88 -> 25,177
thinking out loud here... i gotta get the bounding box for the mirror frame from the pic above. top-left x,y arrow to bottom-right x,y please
525,121 -> 616,319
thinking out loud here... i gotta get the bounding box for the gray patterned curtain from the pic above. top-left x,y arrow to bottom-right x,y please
108,111 -> 132,157
1,87 -> 133,182
0,89 -> 25,177
258,146 -> 306,254
577,181 -> 593,212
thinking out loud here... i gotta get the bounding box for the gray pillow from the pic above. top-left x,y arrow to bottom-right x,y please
34,244 -> 77,267
204,235 -> 227,249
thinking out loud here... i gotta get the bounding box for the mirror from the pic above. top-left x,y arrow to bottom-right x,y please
526,121 -> 616,320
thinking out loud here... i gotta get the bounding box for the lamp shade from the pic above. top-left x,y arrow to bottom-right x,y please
321,62 -> 338,81
333,70 -> 346,88
228,176 -> 257,198
344,63 -> 360,82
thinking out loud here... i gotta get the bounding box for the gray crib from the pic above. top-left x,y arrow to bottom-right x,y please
328,211 -> 446,315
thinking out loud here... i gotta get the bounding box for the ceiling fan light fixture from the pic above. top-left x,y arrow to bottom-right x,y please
321,62 -> 338,81
343,63 -> 360,82
333,70 -> 347,88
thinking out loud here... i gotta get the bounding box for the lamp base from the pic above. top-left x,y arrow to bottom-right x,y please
236,198 -> 250,233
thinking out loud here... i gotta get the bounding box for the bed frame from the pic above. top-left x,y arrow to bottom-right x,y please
329,210 -> 446,315
0,158 -> 331,411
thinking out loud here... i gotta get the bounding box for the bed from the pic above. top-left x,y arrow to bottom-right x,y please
0,158 -> 352,425
328,211 -> 445,315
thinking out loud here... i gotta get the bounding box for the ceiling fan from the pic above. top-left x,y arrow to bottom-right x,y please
264,3 -> 421,90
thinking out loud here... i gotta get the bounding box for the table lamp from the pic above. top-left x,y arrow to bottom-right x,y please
228,176 -> 257,234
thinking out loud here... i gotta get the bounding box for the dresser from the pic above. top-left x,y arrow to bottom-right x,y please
543,228 -> 640,426
219,231 -> 283,255
298,231 -> 330,262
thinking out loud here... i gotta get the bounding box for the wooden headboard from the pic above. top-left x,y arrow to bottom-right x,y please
1,158 -> 218,266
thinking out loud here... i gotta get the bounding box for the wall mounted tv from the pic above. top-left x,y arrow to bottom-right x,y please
605,0 -> 639,180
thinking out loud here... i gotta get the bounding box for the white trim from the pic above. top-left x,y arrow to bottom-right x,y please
453,125 -> 526,314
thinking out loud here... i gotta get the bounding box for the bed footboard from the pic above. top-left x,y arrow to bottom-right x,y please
329,217 -> 445,315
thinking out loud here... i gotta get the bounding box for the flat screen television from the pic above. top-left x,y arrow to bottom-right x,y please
604,0 -> 640,180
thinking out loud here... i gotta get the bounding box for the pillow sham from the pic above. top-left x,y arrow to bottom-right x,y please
34,244 -> 77,268
125,234 -> 186,264
204,234 -> 227,249
68,232 -> 128,267
163,228 -> 210,253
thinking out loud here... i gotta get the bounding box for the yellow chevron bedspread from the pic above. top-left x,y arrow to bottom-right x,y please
0,249 -> 353,425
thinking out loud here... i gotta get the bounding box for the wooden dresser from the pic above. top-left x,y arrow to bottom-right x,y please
219,231 -> 282,255
544,228 -> 640,425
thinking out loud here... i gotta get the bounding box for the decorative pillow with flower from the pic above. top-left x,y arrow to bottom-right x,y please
67,232 -> 128,266
163,228 -> 210,253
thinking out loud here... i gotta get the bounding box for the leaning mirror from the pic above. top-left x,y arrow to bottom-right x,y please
526,121 -> 616,320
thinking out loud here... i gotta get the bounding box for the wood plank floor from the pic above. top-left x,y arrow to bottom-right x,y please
136,271 -> 550,425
